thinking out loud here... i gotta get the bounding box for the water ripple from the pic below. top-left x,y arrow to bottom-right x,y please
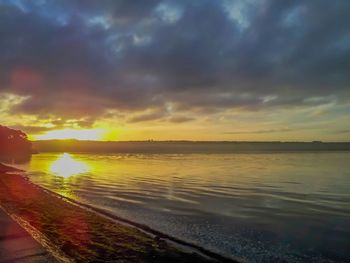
17,152 -> 350,263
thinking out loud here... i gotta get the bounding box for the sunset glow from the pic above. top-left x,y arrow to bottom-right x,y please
0,1 -> 349,262
34,129 -> 107,141
0,1 -> 348,142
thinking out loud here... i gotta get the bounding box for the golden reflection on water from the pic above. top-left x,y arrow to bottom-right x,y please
50,153 -> 90,178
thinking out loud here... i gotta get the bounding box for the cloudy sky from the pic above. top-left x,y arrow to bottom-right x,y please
0,0 -> 350,141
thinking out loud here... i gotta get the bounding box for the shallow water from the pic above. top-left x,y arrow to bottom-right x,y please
10,152 -> 350,262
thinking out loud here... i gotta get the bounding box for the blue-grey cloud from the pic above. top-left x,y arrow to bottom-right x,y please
0,0 -> 349,123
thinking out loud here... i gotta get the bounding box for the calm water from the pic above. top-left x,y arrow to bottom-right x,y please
11,152 -> 350,262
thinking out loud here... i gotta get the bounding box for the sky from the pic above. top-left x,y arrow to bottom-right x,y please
0,0 -> 350,141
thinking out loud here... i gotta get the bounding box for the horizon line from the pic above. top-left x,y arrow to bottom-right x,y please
31,139 -> 350,143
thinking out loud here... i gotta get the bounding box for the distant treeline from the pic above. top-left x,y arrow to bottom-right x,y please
32,140 -> 350,154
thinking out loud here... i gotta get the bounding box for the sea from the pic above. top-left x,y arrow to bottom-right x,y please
8,151 -> 350,262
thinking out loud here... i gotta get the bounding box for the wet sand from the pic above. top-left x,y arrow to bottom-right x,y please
0,168 -> 237,263
0,162 -> 24,173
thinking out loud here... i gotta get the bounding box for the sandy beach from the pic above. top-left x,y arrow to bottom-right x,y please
0,165 -> 236,263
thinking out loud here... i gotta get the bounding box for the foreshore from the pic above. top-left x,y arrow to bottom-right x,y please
0,165 -> 238,263
0,207 -> 57,262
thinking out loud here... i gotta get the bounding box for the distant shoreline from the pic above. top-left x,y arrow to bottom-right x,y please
32,140 -> 350,154
32,139 -> 350,143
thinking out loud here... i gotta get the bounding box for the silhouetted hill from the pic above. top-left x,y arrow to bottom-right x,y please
0,125 -> 32,157
32,140 -> 350,154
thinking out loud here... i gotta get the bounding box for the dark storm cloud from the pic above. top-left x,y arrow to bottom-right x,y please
128,109 -> 167,123
10,125 -> 52,134
0,0 -> 349,122
168,116 -> 195,123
